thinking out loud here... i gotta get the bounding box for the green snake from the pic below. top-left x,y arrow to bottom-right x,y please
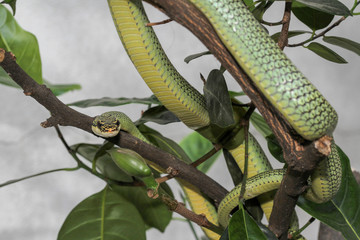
92,0 -> 342,238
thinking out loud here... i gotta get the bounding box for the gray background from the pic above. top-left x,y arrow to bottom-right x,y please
0,1 -> 359,239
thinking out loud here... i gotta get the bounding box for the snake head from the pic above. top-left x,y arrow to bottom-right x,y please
92,112 -> 121,138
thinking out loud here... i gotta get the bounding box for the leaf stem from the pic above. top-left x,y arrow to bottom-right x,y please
290,217 -> 315,239
191,143 -> 222,168
0,166 -> 79,188
288,16 -> 346,47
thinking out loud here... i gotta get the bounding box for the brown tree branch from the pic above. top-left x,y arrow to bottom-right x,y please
161,194 -> 223,235
278,1 -> 292,50
0,49 -> 228,206
144,1 -> 330,238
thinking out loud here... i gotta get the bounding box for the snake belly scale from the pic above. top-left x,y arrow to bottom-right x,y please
93,0 -> 344,238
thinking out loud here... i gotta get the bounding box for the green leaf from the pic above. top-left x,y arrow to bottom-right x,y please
266,134 -> 284,163
250,112 -> 273,138
0,5 -> 42,83
72,143 -> 133,182
294,0 -> 351,16
68,95 -> 160,108
292,1 -> 334,30
184,50 -> 211,63
1,0 -> 16,15
135,105 -> 180,125
298,146 -> 360,240
43,80 -> 81,96
228,91 -> 245,98
204,69 -> 234,128
323,36 -> 360,56
0,66 -> 19,87
220,227 -> 229,240
179,131 -> 221,173
138,124 -> 192,164
307,42 -> 347,63
228,204 -> 273,240
58,186 -> 146,240
251,0 -> 274,21
271,30 -> 311,42
111,185 -> 172,232
223,149 -> 243,186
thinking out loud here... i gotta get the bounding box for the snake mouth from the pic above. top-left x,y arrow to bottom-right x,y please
92,125 -> 120,138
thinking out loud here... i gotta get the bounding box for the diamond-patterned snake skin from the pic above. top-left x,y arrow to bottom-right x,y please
99,0 -> 342,237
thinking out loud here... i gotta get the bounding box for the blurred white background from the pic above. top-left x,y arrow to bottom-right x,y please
0,1 -> 359,239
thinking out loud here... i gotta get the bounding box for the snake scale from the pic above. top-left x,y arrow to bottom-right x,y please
92,0 -> 342,238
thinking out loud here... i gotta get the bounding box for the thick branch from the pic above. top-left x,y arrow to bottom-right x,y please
0,49 -> 228,205
144,0 -> 329,238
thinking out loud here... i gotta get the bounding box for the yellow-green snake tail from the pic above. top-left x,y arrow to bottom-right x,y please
97,0 -> 343,237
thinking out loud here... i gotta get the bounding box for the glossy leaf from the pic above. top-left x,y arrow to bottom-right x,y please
72,143 -> 133,182
220,227 -> 229,240
111,185 -> 172,232
135,105 -> 180,125
271,30 -> 311,42
0,66 -> 19,87
224,149 -> 243,186
228,91 -> 245,98
44,80 -> 81,96
204,69 -> 234,128
57,186 -> 146,240
250,112 -> 273,138
252,1 -> 267,21
1,0 -> 16,15
292,1 -> 334,30
68,95 -> 160,108
294,0 -> 350,16
179,131 -> 221,173
138,124 -> 192,164
298,146 -> 360,240
228,204 -> 273,240
307,42 -> 347,63
323,36 -> 360,56
0,5 -> 42,83
184,50 -> 211,63
266,134 -> 284,163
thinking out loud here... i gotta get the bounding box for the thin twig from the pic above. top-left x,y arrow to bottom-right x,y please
290,217 -> 315,239
278,1 -> 292,50
288,16 -> 346,47
146,18 -> 172,26
191,143 -> 222,168
261,19 -> 283,26
160,192 -> 223,235
0,167 -> 79,188
156,143 -> 222,184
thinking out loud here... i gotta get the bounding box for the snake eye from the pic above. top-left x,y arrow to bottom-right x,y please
97,122 -> 103,129
115,120 -> 120,126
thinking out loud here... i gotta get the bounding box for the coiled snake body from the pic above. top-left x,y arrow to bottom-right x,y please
92,0 -> 342,238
